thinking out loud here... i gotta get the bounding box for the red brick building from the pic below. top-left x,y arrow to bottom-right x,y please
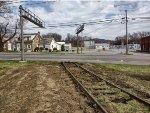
141,36 -> 150,52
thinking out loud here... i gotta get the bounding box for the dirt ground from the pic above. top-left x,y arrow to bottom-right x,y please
0,62 -> 95,113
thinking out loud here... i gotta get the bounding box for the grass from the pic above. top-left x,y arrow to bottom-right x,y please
97,94 -> 149,113
0,61 -> 28,69
0,60 -> 59,69
94,63 -> 150,77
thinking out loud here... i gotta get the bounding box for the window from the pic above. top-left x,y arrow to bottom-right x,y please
27,44 -> 31,49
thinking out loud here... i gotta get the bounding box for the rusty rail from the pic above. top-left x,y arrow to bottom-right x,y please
75,63 -> 150,107
62,62 -> 109,113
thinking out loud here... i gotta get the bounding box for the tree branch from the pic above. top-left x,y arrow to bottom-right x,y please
1,22 -> 9,39
0,25 -> 2,38
3,23 -> 17,44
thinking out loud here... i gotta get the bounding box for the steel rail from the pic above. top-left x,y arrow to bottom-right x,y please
75,63 -> 150,107
61,62 -> 109,113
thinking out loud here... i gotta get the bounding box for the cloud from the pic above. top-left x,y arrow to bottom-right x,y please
4,0 -> 150,40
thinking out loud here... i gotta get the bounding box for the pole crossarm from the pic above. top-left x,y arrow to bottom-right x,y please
19,5 -> 45,28
76,24 -> 84,34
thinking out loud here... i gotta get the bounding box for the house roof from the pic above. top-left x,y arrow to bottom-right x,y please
56,42 -> 65,45
40,38 -> 55,45
24,35 -> 35,40
24,40 -> 33,43
95,43 -> 109,46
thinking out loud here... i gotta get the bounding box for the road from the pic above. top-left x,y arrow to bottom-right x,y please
0,51 -> 150,65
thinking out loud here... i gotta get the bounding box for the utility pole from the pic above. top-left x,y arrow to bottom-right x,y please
75,24 -> 84,54
19,5 -> 24,61
125,10 -> 128,55
81,31 -> 83,54
77,33 -> 79,54
19,5 -> 45,61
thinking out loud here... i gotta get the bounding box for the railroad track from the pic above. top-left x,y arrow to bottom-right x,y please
62,62 -> 150,113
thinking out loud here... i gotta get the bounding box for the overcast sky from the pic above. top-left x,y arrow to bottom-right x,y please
1,0 -> 150,40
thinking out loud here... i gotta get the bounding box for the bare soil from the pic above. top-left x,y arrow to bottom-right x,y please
0,62 -> 95,113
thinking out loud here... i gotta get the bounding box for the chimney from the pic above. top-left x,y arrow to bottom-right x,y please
36,31 -> 40,36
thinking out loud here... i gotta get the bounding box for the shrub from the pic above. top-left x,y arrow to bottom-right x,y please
39,47 -> 44,50
49,49 -> 52,52
45,48 -> 48,51
61,44 -> 65,51
53,48 -> 57,51
39,47 -> 44,52
34,47 -> 39,52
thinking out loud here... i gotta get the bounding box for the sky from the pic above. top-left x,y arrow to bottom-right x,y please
1,0 -> 150,40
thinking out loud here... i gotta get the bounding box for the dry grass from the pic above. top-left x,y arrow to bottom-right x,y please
95,63 -> 150,76
0,61 -> 27,68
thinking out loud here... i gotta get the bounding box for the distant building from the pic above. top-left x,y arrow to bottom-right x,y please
6,33 -> 20,51
84,40 -> 95,49
57,42 -> 65,50
128,44 -> 140,50
83,40 -> 110,50
15,32 -> 41,52
39,38 -> 66,51
95,43 -> 110,50
64,43 -> 72,51
141,36 -> 150,52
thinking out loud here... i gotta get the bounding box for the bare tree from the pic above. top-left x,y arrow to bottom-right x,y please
0,1 -> 18,51
114,31 -> 150,46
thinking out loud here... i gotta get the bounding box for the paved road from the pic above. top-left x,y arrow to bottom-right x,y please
0,52 -> 150,65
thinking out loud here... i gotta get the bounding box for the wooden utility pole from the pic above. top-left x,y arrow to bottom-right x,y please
125,10 -> 128,55
81,31 -> 83,54
19,5 -> 24,61
76,24 -> 84,54
77,33 -> 79,54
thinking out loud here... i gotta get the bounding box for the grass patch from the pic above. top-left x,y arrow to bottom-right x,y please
0,60 -> 59,69
0,61 -> 28,69
94,63 -> 150,79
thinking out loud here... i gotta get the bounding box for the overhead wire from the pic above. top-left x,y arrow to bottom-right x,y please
2,1 -> 150,36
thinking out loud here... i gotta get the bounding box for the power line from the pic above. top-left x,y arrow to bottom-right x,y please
5,1 -> 48,5
83,21 -> 113,36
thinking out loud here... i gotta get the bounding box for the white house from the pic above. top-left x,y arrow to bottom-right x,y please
128,44 -> 141,50
64,43 -> 72,51
40,38 -> 66,51
56,42 -> 65,50
6,33 -> 20,51
95,43 -> 110,50
84,40 -> 95,49
7,41 -> 12,51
